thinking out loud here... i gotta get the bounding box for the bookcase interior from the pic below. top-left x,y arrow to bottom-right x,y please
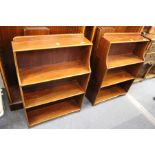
96,80 -> 134,104
101,63 -> 142,88
108,42 -> 147,68
15,46 -> 90,86
22,74 -> 89,108
26,95 -> 83,127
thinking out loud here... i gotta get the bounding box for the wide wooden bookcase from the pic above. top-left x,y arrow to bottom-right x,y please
0,26 -> 97,110
12,34 -> 92,127
86,33 -> 149,105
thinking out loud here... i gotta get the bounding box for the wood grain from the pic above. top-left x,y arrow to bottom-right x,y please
12,34 -> 92,52
108,54 -> 143,69
27,99 -> 81,127
18,61 -> 90,86
95,86 -> 126,105
23,80 -> 84,108
101,69 -> 134,87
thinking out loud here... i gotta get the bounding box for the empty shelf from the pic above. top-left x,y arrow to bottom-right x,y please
19,61 -> 90,86
95,86 -> 126,105
101,70 -> 134,87
23,80 -> 84,109
108,54 -> 143,69
12,34 -> 92,52
27,99 -> 80,127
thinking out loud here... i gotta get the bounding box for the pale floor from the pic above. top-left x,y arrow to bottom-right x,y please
0,78 -> 155,129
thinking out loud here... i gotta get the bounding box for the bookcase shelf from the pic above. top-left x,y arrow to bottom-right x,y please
12,34 -> 92,52
27,97 -> 81,127
23,78 -> 85,109
108,54 -> 143,68
86,33 -> 149,105
95,85 -> 126,105
18,61 -> 90,86
101,68 -> 134,88
12,34 -> 92,127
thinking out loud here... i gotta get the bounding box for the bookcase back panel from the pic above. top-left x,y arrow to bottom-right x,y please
119,80 -> 134,92
16,46 -> 87,69
22,74 -> 88,93
109,42 -> 145,56
125,63 -> 142,77
109,43 -> 137,55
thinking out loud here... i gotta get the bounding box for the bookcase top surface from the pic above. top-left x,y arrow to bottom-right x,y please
103,33 -> 149,43
12,34 -> 92,52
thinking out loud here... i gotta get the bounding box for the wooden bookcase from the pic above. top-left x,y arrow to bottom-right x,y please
136,32 -> 155,81
86,33 -> 149,105
12,34 -> 92,127
0,26 -> 87,110
142,33 -> 155,79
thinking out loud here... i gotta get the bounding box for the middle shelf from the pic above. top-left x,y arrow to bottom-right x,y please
19,61 -> 90,86
108,54 -> 143,69
101,65 -> 137,88
23,75 -> 87,109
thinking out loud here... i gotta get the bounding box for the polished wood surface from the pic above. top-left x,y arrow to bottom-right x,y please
108,54 -> 143,68
27,98 -> 81,127
95,85 -> 126,104
101,69 -> 134,87
12,34 -> 92,52
19,61 -> 90,86
23,80 -> 84,108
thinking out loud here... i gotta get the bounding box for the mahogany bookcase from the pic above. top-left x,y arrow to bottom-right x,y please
12,34 -> 92,127
86,33 -> 149,105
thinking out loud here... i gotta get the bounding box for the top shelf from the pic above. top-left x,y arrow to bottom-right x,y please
103,33 -> 149,43
12,34 -> 92,52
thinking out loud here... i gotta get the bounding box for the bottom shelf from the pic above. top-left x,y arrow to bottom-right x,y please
27,98 -> 81,127
95,85 -> 126,105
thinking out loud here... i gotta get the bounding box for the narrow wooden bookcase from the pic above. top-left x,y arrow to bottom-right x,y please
136,33 -> 155,81
12,34 -> 92,127
143,33 -> 155,79
86,33 -> 149,105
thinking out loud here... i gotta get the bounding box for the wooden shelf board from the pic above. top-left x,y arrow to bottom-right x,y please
24,80 -> 84,109
27,99 -> 80,127
95,86 -> 126,105
12,34 -> 92,52
104,33 -> 149,43
108,54 -> 143,69
101,70 -> 134,87
19,61 -> 90,86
